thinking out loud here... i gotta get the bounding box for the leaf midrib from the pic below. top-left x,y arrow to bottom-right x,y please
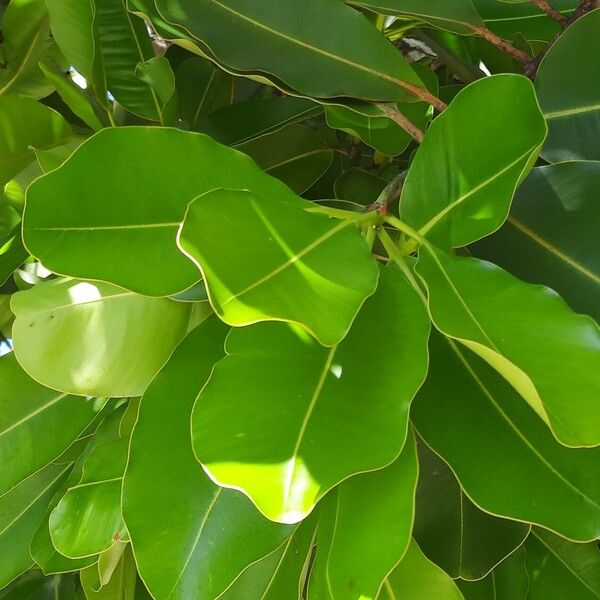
447,338 -> 600,513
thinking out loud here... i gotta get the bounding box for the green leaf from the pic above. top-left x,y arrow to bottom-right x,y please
401,74 -> 546,248
416,245 -> 600,447
47,0 -> 162,119
535,10 -> 600,162
0,226 -> 28,286
79,546 -> 140,600
308,431 -> 418,600
411,333 -> 600,541
122,317 -> 293,600
334,168 -> 387,205
219,515 -> 317,600
472,0 -> 573,39
33,138 -> 85,174
346,0 -> 484,35
457,546 -> 529,600
378,539 -> 465,600
135,56 -> 177,126
0,463 -> 70,589
414,442 -> 529,580
192,266 -> 429,522
237,124 -> 333,194
49,437 -> 129,559
11,278 -> 191,397
197,96 -> 321,146
179,188 -> 377,346
0,353 -> 101,495
0,96 -> 72,188
0,0 -> 58,98
23,127 -> 302,296
153,0 -> 424,102
471,162 -> 600,322
38,61 -> 105,131
175,57 -> 233,129
526,529 -> 600,599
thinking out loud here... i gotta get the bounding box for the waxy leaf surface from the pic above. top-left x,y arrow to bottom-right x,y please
192,266 -> 430,522
417,246 -> 600,446
11,278 -> 191,397
23,127 -> 301,296
309,432 -> 418,600
412,334 -> 600,541
123,318 -> 293,600
179,188 -> 378,346
401,75 -> 546,248
154,0 -> 424,102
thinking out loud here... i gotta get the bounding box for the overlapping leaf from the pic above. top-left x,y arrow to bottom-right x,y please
179,188 -> 378,346
536,10 -> 600,161
401,74 -> 546,249
417,246 -> 600,446
23,127 -> 302,296
308,432 -> 418,600
192,266 -> 429,522
153,0 -> 425,102
122,318 -> 293,600
412,333 -> 600,541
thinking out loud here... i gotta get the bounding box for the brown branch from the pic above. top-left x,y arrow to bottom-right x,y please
376,103 -> 424,142
524,0 -> 599,78
531,0 -> 568,23
398,81 -> 448,112
469,25 -> 531,64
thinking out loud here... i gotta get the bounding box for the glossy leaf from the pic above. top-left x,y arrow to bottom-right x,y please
49,437 -> 129,559
471,162 -> 600,322
0,0 -> 57,98
308,432 -> 418,600
238,124 -> 333,194
175,57 -> 233,129
401,75 -> 546,248
11,278 -> 191,397
197,96 -> 321,146
417,245 -> 600,447
219,515 -> 317,600
179,188 -> 377,346
347,0 -> 483,34
0,463 -> 70,589
23,127 -> 302,296
411,333 -> 600,541
192,266 -> 429,522
526,528 -> 600,600
0,353 -> 100,495
0,226 -> 28,286
536,10 -> 600,162
135,57 -> 177,126
122,318 -> 293,600
0,96 -> 72,187
414,442 -> 529,580
378,539 -> 464,600
457,546 -> 529,600
154,0 -> 424,102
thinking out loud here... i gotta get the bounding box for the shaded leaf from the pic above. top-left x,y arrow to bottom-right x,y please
411,333 -> 600,541
122,318 -> 293,600
536,9 -> 600,162
308,432 -> 418,600
416,245 -> 600,447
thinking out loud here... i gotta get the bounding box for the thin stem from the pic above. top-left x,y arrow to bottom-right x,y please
376,103 -> 425,142
306,205 -> 379,225
530,0 -> 568,22
384,215 -> 427,247
413,28 -> 485,83
399,83 -> 448,112
468,25 -> 530,64
377,228 -> 428,304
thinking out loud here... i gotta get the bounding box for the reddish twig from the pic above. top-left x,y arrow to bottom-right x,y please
531,0 -> 568,23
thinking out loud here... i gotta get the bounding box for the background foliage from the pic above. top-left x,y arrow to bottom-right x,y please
0,0 -> 599,598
